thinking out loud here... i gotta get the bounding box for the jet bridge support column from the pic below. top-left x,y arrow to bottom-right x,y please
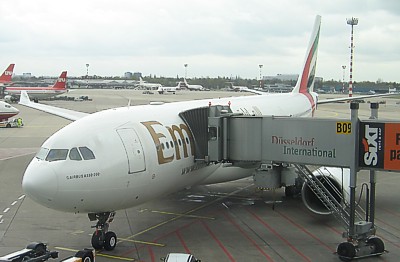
348,102 -> 359,238
368,103 -> 379,227
337,102 -> 385,261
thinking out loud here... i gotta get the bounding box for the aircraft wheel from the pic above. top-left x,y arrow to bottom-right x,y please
82,253 -> 94,262
27,242 -> 46,256
337,242 -> 356,261
104,231 -> 117,251
91,231 -> 104,250
367,237 -> 385,254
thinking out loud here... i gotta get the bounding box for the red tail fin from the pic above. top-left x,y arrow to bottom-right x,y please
52,71 -> 67,89
0,64 -> 15,83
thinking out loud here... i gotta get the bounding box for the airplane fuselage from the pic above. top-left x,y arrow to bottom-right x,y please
5,87 -> 67,99
0,101 -> 19,121
22,92 -> 316,214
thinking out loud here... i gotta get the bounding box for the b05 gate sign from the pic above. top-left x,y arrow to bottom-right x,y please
358,122 -> 400,171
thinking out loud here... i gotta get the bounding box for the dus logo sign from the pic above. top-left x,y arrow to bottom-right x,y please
359,123 -> 384,168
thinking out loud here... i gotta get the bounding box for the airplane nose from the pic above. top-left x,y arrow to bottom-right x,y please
22,160 -> 58,204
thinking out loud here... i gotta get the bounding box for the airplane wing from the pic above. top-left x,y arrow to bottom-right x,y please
18,91 -> 88,121
317,92 -> 399,104
242,89 -> 269,95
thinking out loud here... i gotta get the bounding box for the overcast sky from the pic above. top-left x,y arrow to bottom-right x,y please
1,0 -> 399,82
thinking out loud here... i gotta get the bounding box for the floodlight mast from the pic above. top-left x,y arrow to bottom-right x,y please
347,17 -> 358,97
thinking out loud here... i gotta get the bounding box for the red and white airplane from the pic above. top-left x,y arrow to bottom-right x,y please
0,101 -> 19,121
0,64 -> 15,85
4,71 -> 68,102
18,15 -> 396,251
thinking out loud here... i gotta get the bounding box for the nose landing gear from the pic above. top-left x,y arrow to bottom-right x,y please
89,212 -> 117,251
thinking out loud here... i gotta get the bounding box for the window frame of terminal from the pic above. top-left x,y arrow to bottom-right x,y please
35,146 -> 96,162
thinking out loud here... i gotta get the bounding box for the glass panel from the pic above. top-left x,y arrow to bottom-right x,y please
69,147 -> 82,161
46,149 -> 68,162
79,146 -> 95,160
36,147 -> 49,160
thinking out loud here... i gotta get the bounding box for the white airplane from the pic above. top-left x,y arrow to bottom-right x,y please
138,77 -> 162,89
0,101 -> 19,121
18,15 -> 395,251
226,82 -> 249,92
4,71 -> 68,103
182,78 -> 205,91
157,82 -> 181,94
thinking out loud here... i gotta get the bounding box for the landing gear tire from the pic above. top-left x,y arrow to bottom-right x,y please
91,232 -> 104,250
104,231 -> 117,251
367,237 -> 385,254
337,242 -> 356,261
81,253 -> 94,262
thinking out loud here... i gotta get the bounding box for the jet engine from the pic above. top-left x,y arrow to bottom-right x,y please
301,167 -> 350,215
4,95 -> 16,103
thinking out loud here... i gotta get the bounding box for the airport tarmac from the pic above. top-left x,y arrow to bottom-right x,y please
1,89 -> 400,262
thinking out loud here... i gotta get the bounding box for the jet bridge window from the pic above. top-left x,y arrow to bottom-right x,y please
46,149 -> 69,162
79,146 -> 95,160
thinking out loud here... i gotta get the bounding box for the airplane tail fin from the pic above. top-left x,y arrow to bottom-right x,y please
52,71 -> 67,89
291,15 -> 321,94
0,64 -> 15,83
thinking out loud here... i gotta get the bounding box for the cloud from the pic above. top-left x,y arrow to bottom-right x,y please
0,0 -> 399,81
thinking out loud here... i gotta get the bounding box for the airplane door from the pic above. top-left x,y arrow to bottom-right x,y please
116,128 -> 146,173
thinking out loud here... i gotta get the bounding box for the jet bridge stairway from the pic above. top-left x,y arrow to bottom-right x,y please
294,164 -> 365,229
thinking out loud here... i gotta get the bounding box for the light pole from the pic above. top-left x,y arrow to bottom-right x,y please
258,64 -> 263,89
184,64 -> 188,79
342,65 -> 346,93
347,17 -> 358,97
86,63 -> 89,88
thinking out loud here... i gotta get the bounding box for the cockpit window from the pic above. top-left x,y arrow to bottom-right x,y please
79,147 -> 95,160
5,104 -> 11,108
46,149 -> 69,162
36,147 -> 50,160
69,147 -> 82,161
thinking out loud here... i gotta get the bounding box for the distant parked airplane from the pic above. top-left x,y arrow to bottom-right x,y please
4,71 -> 68,102
138,77 -> 162,89
0,64 -> 15,85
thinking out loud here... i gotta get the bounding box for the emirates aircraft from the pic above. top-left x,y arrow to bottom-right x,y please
4,71 -> 68,102
19,16 -> 394,251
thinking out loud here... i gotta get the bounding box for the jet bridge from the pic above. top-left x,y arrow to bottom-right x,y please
205,103 -> 400,261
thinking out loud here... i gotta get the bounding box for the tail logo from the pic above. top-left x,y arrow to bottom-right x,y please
58,77 -> 66,82
4,71 -> 13,76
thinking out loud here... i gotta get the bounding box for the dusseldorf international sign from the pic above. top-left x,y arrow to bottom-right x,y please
260,118 -> 354,167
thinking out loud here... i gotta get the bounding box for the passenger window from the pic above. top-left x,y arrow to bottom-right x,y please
79,147 -> 95,160
46,149 -> 68,162
36,147 -> 50,160
69,147 -> 82,161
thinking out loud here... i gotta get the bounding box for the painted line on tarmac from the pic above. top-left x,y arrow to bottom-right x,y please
117,237 -> 165,247
125,184 -> 254,240
150,210 -> 215,220
55,246 -> 136,261
0,151 -> 37,161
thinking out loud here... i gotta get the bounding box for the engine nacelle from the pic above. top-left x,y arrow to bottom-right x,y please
4,95 -> 16,103
301,167 -> 350,215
